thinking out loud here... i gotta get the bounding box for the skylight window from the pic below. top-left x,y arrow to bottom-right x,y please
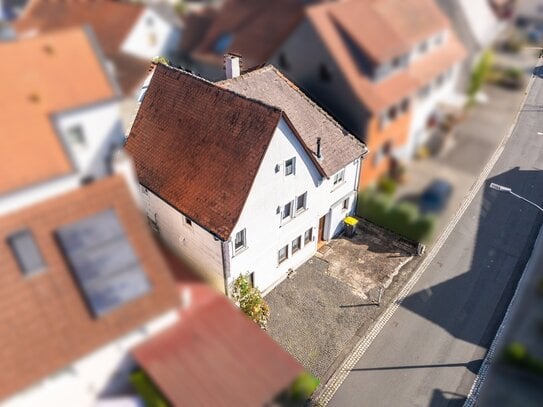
56,209 -> 150,317
8,230 -> 46,276
213,33 -> 233,55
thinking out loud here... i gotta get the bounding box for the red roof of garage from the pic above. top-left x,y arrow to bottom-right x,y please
133,294 -> 304,407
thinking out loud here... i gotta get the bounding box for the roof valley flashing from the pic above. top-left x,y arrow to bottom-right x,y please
125,63 -> 367,241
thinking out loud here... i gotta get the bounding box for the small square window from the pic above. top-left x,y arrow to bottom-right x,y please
333,170 -> 345,186
185,217 -> 192,226
234,229 -> 246,252
304,228 -> 313,244
285,157 -> 296,176
292,236 -> 301,254
296,192 -> 307,212
282,202 -> 292,220
343,198 -> 350,210
66,125 -> 86,146
278,245 -> 288,264
8,230 -> 46,276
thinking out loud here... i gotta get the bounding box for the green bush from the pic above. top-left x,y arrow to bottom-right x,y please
232,274 -> 270,329
130,370 -> 168,407
504,342 -> 543,375
468,50 -> 493,102
356,190 -> 435,243
289,372 -> 320,401
377,176 -> 397,196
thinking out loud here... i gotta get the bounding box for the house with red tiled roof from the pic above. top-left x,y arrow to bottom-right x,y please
0,26 -> 126,215
182,0 -> 466,187
125,59 -> 367,294
14,0 -> 183,97
269,0 -> 467,187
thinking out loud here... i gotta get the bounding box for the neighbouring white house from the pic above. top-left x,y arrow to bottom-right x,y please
0,26 -> 127,216
125,58 -> 367,294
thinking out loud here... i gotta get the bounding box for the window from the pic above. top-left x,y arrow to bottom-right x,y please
319,64 -> 332,82
141,185 -> 149,195
278,245 -> 288,264
419,40 -> 429,54
185,217 -> 192,226
436,74 -> 445,87
285,157 -> 296,176
333,169 -> 345,186
304,228 -> 313,244
213,33 -> 233,54
343,197 -> 350,210
387,105 -> 398,121
400,98 -> 410,113
234,229 -> 246,252
292,236 -> 301,254
282,202 -> 292,220
247,272 -> 255,287
296,192 -> 307,212
8,230 -> 46,276
278,53 -> 290,70
66,125 -> 86,146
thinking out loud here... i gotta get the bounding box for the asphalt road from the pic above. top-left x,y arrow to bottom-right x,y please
327,64 -> 543,406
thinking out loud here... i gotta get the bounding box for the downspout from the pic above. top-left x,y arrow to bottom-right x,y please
221,240 -> 231,297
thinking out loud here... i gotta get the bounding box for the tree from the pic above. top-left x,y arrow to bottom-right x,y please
231,274 -> 270,329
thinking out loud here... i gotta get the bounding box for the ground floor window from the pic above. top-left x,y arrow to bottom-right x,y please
278,245 -> 288,264
292,236 -> 301,254
304,228 -> 313,245
342,197 -> 350,210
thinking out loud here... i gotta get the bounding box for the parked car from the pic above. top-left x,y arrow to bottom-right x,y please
420,180 -> 452,214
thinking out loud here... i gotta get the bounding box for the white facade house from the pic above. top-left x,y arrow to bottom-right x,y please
125,62 -> 367,294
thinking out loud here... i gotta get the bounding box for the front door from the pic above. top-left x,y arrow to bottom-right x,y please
318,215 -> 326,248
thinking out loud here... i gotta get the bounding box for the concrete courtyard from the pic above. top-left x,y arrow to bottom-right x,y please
265,222 -> 418,381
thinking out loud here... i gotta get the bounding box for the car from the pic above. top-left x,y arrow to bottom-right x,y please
419,179 -> 452,214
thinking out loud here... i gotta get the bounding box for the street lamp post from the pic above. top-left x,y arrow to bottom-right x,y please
489,183 -> 543,213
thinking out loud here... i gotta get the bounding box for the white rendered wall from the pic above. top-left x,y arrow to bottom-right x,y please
3,310 -> 179,407
139,187 -> 225,291
55,100 -> 125,178
121,8 -> 181,60
400,63 -> 461,159
228,118 -> 359,293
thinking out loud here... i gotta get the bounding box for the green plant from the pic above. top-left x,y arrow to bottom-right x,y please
377,176 -> 397,196
468,50 -> 493,103
503,342 -> 543,375
130,370 -> 168,407
289,372 -> 320,402
232,274 -> 270,329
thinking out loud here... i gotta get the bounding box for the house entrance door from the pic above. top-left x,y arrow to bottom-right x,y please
318,215 -> 326,248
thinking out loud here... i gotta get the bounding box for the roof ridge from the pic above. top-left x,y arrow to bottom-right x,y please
160,63 -> 282,114
268,66 -> 366,148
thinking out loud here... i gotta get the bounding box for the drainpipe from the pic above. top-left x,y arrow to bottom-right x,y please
221,240 -> 231,297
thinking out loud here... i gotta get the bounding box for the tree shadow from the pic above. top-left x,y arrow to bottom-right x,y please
401,167 -> 543,348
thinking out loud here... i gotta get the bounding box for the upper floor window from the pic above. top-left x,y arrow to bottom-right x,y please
8,229 -> 46,276
400,98 -> 410,113
285,157 -> 296,176
333,169 -> 345,186
185,217 -> 192,227
234,228 -> 246,253
418,84 -> 431,99
66,125 -> 86,147
282,202 -> 292,220
213,33 -> 233,55
418,40 -> 429,54
296,192 -> 307,212
435,32 -> 445,46
319,64 -> 332,82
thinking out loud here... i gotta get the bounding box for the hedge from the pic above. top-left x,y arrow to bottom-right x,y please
357,189 -> 436,243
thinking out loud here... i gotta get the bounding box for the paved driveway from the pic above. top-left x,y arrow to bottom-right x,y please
265,222 -> 417,380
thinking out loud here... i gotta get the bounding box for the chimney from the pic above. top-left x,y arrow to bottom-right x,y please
224,53 -> 241,79
316,137 -> 322,159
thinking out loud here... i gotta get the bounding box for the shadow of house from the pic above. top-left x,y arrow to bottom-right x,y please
401,167 -> 543,349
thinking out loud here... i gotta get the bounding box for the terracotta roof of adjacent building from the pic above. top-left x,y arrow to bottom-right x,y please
14,0 -> 148,94
0,27 -> 116,196
190,0 -> 306,68
125,63 -> 283,241
220,65 -> 367,176
133,294 -> 304,407
306,0 -> 467,112
0,175 -> 178,401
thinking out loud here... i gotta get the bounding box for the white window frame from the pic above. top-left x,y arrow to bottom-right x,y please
285,157 -> 296,176
66,124 -> 86,147
296,192 -> 307,213
278,245 -> 288,264
333,169 -> 345,186
184,216 -> 193,227
292,236 -> 301,254
342,197 -> 350,210
234,228 -> 247,253
282,201 -> 293,221
304,228 -> 313,245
